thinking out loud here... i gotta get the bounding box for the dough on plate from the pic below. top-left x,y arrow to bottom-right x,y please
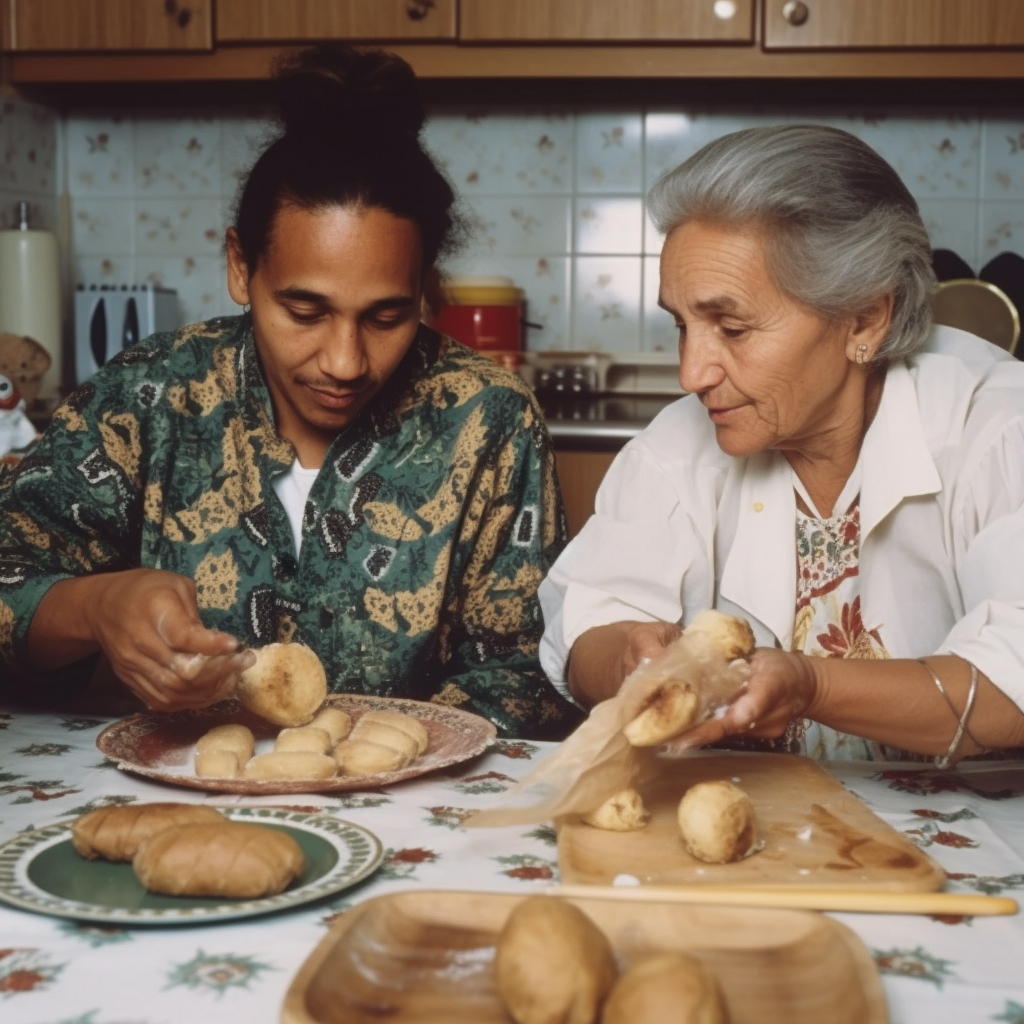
194,748 -> 241,779
133,821 -> 305,898
352,709 -> 429,755
309,706 -> 353,745
241,751 -> 338,781
623,682 -> 700,747
334,737 -> 409,775
495,895 -> 618,1024
350,718 -> 421,763
600,951 -> 727,1024
274,725 -> 333,755
232,642 -> 327,727
71,803 -> 225,861
677,779 -> 759,864
195,723 -> 255,764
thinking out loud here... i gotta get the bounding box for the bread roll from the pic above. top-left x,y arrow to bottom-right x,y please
334,737 -> 409,775
242,751 -> 338,781
72,803 -> 225,861
309,706 -> 353,744
677,780 -> 759,864
195,723 -> 255,763
581,787 -> 650,832
233,642 -> 327,727
495,896 -> 618,1024
624,682 -> 699,747
274,725 -> 333,755
350,718 -> 420,763
133,822 -> 305,898
353,709 -> 429,755
195,749 -> 240,779
600,952 -> 727,1024
683,609 -> 756,663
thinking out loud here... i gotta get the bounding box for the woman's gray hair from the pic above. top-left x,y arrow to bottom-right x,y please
647,124 -> 936,362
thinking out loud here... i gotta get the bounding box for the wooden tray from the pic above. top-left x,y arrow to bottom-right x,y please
281,889 -> 888,1024
558,752 -> 945,891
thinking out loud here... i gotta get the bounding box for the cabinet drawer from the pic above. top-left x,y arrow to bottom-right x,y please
460,0 -> 754,44
764,0 -> 1024,49
1,0 -> 212,52
215,0 -> 457,43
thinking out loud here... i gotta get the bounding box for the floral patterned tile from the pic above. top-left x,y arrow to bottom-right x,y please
917,199 -> 980,274
500,255 -> 572,352
455,194 -> 572,258
219,109 -> 274,203
424,109 -> 574,195
71,197 -> 136,257
572,256 -> 642,353
981,118 -> 1024,201
642,254 -> 677,354
136,254 -> 230,327
134,113 -> 222,196
574,196 -> 644,255
136,198 -> 225,257
65,112 -> 136,197
979,200 -> 1024,264
0,97 -> 57,197
575,112 -> 643,194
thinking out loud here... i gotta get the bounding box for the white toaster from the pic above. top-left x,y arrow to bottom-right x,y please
74,284 -> 179,384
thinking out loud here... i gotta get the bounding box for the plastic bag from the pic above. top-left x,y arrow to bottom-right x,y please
466,611 -> 753,828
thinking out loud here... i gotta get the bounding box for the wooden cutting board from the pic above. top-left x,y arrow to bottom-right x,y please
557,751 -> 946,891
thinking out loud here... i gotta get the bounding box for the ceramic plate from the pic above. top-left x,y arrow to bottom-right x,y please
96,694 -> 497,795
0,807 -> 383,925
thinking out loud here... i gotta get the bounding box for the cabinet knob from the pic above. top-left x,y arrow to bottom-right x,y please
781,1 -> 810,25
405,0 -> 435,21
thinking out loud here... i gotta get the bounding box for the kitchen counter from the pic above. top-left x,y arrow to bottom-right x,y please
538,392 -> 678,450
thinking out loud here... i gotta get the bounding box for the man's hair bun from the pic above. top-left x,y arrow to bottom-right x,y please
273,45 -> 425,141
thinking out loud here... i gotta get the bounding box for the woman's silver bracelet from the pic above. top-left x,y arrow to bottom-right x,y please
919,658 -> 980,769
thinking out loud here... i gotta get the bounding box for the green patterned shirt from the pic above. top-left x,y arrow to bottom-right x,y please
0,315 -> 583,739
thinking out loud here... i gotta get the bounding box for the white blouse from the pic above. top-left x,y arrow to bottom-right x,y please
539,327 -> 1024,725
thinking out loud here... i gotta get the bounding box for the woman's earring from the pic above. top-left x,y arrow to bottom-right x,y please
242,303 -> 251,314
855,343 -> 869,364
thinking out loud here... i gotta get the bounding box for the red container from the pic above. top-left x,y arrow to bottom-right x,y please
433,276 -> 525,352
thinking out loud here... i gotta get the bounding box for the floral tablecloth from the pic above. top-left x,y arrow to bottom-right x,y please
2,704 -> 1024,1024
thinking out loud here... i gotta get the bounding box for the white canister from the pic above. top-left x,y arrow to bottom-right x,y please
0,202 -> 63,400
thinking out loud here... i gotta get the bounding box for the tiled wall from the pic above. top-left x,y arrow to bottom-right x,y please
2,95 -> 1024,358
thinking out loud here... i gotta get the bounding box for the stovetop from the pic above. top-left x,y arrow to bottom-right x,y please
537,392 -> 679,449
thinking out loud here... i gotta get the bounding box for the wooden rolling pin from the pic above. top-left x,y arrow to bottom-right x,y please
548,884 -> 1018,917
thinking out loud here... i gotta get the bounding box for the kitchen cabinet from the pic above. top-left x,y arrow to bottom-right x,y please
0,0 -> 212,52
764,0 -> 1024,50
555,450 -> 616,539
215,0 -> 456,44
459,0 -> 754,44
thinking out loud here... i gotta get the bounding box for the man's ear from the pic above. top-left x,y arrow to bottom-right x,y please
225,227 -> 251,307
846,291 -> 894,363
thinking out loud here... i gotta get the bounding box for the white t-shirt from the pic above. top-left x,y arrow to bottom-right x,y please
272,461 -> 319,555
539,326 -> 1024,716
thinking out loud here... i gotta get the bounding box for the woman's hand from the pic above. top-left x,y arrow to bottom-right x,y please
677,646 -> 820,748
31,569 -> 255,712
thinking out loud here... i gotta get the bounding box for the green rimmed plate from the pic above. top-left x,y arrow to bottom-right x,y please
0,807 -> 383,925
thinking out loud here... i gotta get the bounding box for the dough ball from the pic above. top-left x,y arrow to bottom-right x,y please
601,952 -> 727,1024
232,642 -> 327,727
133,821 -> 305,898
683,609 -> 756,663
195,723 -> 255,763
194,749 -> 240,779
495,895 -> 618,1024
353,709 -> 429,755
334,737 -> 409,775
350,717 -> 421,763
677,780 -> 759,864
624,682 -> 699,747
309,706 -> 353,744
241,751 -> 338,781
72,803 -> 225,861
274,725 -> 333,755
581,787 -> 650,832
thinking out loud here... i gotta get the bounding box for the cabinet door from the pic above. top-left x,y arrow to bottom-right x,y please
764,0 -> 1024,49
216,0 -> 456,43
0,0 -> 212,51
460,0 -> 754,43
555,450 -> 617,539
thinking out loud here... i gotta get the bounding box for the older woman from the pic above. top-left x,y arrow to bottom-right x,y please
540,124 -> 1024,763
